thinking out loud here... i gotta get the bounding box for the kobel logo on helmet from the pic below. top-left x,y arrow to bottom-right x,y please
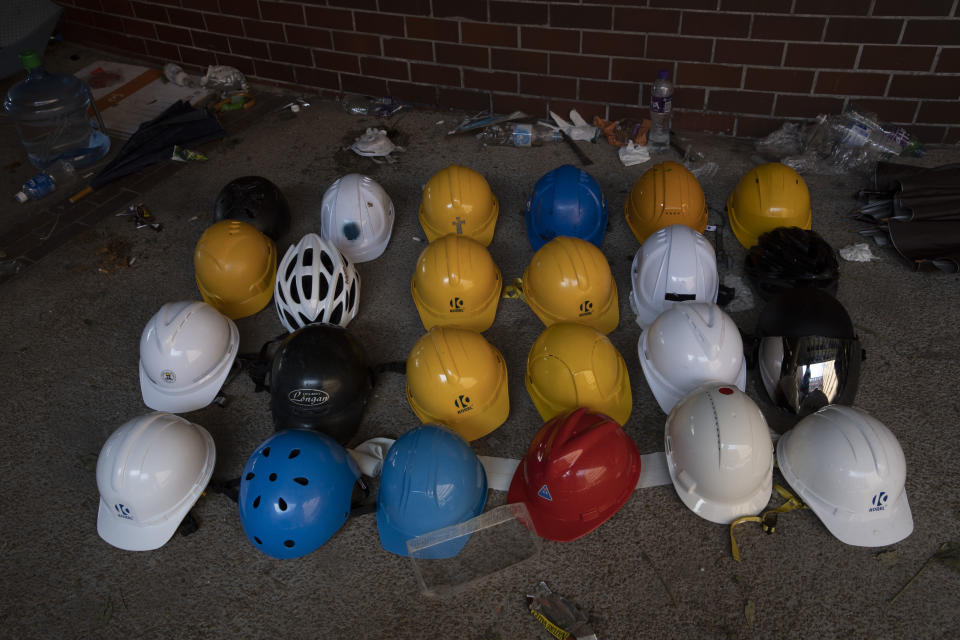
454,394 -> 472,414
452,216 -> 466,234
114,503 -> 134,520
579,300 -> 593,316
870,491 -> 888,512
288,388 -> 330,407
160,369 -> 176,383
449,297 -> 464,312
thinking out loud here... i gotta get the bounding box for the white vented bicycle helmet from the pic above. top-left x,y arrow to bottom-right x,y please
275,232 -> 360,332
630,224 -> 719,330
321,173 -> 395,263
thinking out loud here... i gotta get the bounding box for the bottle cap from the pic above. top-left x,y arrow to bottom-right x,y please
19,51 -> 42,70
14,191 -> 29,204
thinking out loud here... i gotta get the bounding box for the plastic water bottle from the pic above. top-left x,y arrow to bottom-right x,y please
3,51 -> 110,171
648,70 -> 674,155
476,122 -> 561,147
13,159 -> 76,203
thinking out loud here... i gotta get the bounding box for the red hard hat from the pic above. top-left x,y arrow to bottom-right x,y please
508,407 -> 641,542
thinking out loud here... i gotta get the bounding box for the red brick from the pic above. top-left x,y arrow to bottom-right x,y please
193,31 -> 230,53
464,69 -> 517,92
902,20 -> 960,46
296,66 -> 339,90
100,0 -> 133,15
673,112 -> 735,135
462,23 -> 517,47
270,43 -> 313,65
615,7 -> 680,33
156,25 -> 192,46
947,127 -> 960,144
254,59 -> 295,82
73,0 -> 103,9
752,15 -> 825,41
774,95 -> 844,117
244,19 -> 285,41
551,5 -> 612,30
708,90 -> 773,115
380,0 -> 431,16
180,46 -> 210,66
888,74 -> 960,99
681,11 -> 749,38
285,25 -> 332,49
520,74 -> 577,99
114,34 -> 148,55
582,31 -> 645,58
332,32 -> 381,55
714,39 -> 782,65
384,38 -> 434,61
260,1 -> 304,24
94,13 -> 124,31
436,43 -> 489,68
674,86 -> 705,109
904,124 -> 946,143
825,18 -> 903,44
646,35 -> 712,62
387,81 -> 438,106
214,53 -> 255,76
220,0 -> 260,19
411,63 -> 460,87
313,50 -> 360,73
720,0 -> 791,12
123,18 -> 156,39
745,68 -> 814,93
229,37 -> 268,58
205,14 -> 244,36
491,48 -> 547,73
785,43 -> 858,69
492,94 -> 547,117
342,73 -> 388,96
305,7 -> 353,31
677,63 -> 742,88
361,56 -> 409,80
737,116 -> 787,138
611,59 -> 675,82
550,53 -> 609,79
937,48 -> 960,73
61,7 -> 96,27
131,1 -> 164,20
860,46 -> 936,72
490,1 -> 547,25
649,0 -> 714,8
874,0 -> 953,15
851,98 -> 918,123
407,17 -> 461,43
181,0 -> 218,10
434,0 -> 487,21
145,40 -> 179,61
795,0 -> 871,13
815,72 -> 889,96
608,104 -> 646,121
579,79 -> 639,104
439,88 -> 490,111
330,0 -> 375,8
356,12 -> 404,37
521,27 -> 579,53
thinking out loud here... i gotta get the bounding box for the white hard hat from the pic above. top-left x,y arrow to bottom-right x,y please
638,301 -> 746,414
777,405 -> 913,547
274,232 -> 360,332
665,383 -> 773,524
320,173 -> 395,263
139,301 -> 239,413
629,224 -> 719,330
96,412 -> 215,551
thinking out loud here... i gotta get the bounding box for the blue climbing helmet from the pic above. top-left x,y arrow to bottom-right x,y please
238,429 -> 363,559
525,164 -> 608,250
377,424 -> 488,558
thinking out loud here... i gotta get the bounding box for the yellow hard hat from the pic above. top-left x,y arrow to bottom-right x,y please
194,220 -> 277,319
411,234 -> 502,332
525,322 -> 632,425
625,161 -> 708,244
727,162 -> 812,249
521,236 -> 619,334
405,326 -> 510,441
418,165 -> 499,246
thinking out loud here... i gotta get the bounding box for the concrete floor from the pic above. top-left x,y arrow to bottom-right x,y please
2,43 -> 959,639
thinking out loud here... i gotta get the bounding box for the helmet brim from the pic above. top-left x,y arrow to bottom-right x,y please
664,451 -> 773,524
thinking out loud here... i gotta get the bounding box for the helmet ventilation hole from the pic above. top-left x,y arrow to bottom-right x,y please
283,310 -> 298,328
320,251 -> 335,274
318,274 -> 329,300
301,275 -> 313,297
289,284 -> 300,304
253,496 -> 261,508
284,540 -> 295,548
297,311 -> 312,327
334,274 -> 344,299
294,477 -> 309,486
347,282 -> 357,310
301,248 -> 314,267
245,472 -> 255,480
254,536 -> 262,545
288,449 -> 301,459
269,473 -> 278,481
284,259 -> 297,282
278,497 -> 288,511
262,447 -> 271,457
329,303 -> 343,326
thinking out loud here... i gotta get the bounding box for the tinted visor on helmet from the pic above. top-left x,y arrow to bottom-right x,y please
760,335 -> 862,416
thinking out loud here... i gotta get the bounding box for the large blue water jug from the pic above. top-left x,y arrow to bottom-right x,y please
3,51 -> 110,170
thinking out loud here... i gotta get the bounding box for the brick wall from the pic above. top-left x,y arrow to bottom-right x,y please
55,0 -> 960,142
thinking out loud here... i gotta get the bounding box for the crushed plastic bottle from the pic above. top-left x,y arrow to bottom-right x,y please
13,159 -> 76,203
476,122 -> 560,147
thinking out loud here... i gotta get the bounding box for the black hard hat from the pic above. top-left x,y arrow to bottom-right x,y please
744,227 -> 839,301
756,288 -> 861,416
214,176 -> 291,241
269,323 -> 373,444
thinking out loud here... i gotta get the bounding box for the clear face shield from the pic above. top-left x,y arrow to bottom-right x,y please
759,335 -> 863,416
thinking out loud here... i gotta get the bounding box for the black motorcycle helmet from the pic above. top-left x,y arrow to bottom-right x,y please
268,323 -> 374,445
744,227 -> 839,301
756,288 -> 862,417
214,176 -> 291,241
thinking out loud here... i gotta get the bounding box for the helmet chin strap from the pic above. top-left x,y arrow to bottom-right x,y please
729,482 -> 808,563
